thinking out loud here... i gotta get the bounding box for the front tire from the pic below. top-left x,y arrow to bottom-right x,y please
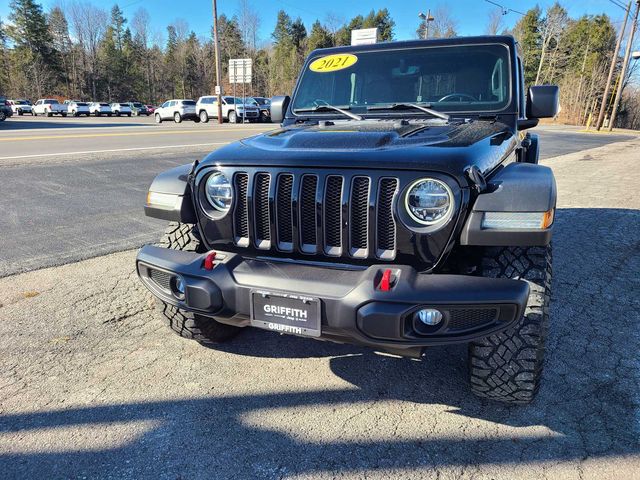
155,222 -> 242,345
174,112 -> 182,123
228,110 -> 237,123
155,113 -> 162,123
199,110 -> 209,123
468,245 -> 552,404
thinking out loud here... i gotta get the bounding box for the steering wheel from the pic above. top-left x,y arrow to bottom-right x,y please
438,93 -> 477,102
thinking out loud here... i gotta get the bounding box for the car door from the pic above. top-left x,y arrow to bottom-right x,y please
158,101 -> 169,119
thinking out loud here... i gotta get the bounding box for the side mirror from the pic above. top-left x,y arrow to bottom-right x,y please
526,85 -> 559,119
270,95 -> 290,124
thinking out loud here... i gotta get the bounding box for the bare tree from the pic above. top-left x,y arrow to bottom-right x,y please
132,8 -> 153,102
419,6 -> 458,39
485,9 -> 504,35
324,12 -> 345,36
237,0 -> 260,53
535,3 -> 568,84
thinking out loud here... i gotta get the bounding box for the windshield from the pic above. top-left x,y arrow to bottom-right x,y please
224,96 -> 251,105
291,44 -> 511,116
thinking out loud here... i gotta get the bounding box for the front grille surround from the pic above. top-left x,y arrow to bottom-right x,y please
196,166 -> 462,269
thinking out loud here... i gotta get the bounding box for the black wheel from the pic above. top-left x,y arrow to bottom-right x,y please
228,110 -> 237,123
116,111 -> 120,116
155,113 -> 162,123
468,245 -> 552,404
61,113 -> 67,117
155,222 -> 242,345
174,112 -> 182,123
0,111 -> 5,121
73,111 -> 78,117
199,110 -> 209,123
96,112 -> 101,116
127,113 -> 131,117
107,113 -> 112,117
18,110 -> 23,116
46,110 -> 52,117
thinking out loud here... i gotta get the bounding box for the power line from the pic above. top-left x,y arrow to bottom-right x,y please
484,0 -> 525,16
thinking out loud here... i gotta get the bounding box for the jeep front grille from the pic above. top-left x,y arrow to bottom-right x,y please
231,171 -> 399,260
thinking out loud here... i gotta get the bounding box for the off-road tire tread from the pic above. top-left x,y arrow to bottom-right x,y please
468,245 -> 552,404
155,222 -> 241,344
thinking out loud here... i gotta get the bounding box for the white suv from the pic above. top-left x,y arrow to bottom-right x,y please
110,103 -> 132,116
9,99 -> 33,116
154,99 -> 199,123
89,102 -> 113,116
196,96 -> 260,123
67,101 -> 90,116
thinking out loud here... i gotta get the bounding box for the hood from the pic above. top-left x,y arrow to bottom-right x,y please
199,119 -> 517,182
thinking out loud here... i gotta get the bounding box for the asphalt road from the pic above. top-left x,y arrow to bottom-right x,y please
0,116 -> 635,277
1,136 -> 638,479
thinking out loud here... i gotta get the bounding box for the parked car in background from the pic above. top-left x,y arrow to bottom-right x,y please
196,95 -> 260,123
8,99 -> 33,116
0,95 -> 13,121
250,96 -> 271,122
127,102 -> 149,116
146,105 -> 156,114
154,99 -> 199,123
33,99 -> 67,116
67,101 -> 90,116
89,102 -> 112,116
110,102 -> 132,116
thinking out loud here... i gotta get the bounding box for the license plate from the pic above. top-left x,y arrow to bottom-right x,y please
251,290 -> 321,337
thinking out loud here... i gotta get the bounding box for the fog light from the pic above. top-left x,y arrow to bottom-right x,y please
172,275 -> 186,300
415,308 -> 443,326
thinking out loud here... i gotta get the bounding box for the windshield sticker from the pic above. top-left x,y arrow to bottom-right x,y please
309,54 -> 358,73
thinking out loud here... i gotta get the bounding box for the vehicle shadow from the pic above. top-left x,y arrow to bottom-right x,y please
0,118 -> 147,130
0,207 -> 638,478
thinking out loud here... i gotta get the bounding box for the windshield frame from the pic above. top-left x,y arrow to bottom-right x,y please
289,41 -> 515,120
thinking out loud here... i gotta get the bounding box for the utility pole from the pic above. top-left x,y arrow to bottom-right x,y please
608,0 -> 640,131
418,10 -> 434,39
212,0 -> 223,124
595,1 -> 631,130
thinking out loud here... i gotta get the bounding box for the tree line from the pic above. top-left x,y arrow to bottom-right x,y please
0,0 -> 637,129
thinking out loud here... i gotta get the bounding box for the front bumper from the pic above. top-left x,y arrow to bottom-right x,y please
136,245 -> 529,355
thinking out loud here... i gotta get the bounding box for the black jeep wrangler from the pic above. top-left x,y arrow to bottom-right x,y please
137,36 -> 559,404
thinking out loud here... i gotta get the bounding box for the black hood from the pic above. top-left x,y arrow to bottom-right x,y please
199,119 -> 517,184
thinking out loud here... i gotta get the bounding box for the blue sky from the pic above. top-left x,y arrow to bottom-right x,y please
0,0 -> 632,44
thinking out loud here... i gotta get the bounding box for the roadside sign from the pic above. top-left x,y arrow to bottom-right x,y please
351,28 -> 377,46
215,85 -> 222,95
229,58 -> 252,84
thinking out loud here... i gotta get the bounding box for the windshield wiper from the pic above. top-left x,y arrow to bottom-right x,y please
293,102 -> 362,121
367,103 -> 449,121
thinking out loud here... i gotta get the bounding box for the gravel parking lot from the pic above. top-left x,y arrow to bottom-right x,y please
0,134 -> 639,479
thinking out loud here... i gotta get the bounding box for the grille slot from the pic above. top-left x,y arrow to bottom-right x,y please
448,309 -> 498,331
233,173 -> 249,246
276,174 -> 294,250
376,178 -> 398,258
324,176 -> 343,255
254,173 -> 271,248
350,177 -> 370,257
299,175 -> 318,252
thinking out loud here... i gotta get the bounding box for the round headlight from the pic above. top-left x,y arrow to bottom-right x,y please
205,171 -> 232,212
405,178 -> 452,225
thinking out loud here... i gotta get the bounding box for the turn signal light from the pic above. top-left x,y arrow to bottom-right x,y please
541,208 -> 555,229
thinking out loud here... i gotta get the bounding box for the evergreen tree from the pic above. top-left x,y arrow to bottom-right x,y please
7,0 -> 61,97
48,7 -> 73,97
306,20 -> 333,54
513,7 -> 542,85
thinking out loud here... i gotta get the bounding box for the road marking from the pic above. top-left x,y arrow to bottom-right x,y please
0,127 -> 269,142
0,142 -> 229,160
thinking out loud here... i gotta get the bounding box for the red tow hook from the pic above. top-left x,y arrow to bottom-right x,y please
203,251 -> 217,271
379,268 -> 393,291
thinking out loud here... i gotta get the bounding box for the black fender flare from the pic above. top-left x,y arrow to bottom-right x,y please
144,163 -> 197,223
460,162 -> 556,246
